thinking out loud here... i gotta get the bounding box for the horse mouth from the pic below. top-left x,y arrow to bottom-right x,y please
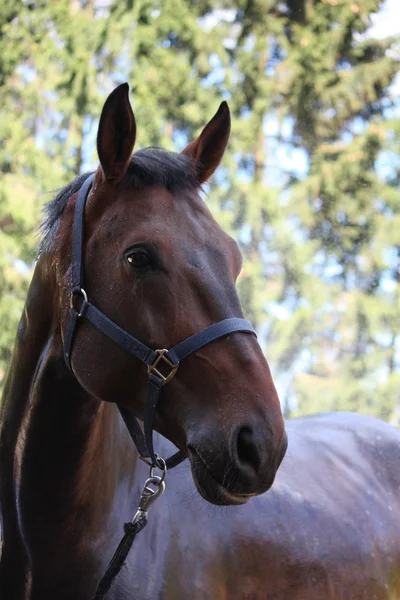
188,447 -> 255,506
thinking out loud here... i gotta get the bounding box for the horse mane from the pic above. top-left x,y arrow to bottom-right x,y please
40,148 -> 199,252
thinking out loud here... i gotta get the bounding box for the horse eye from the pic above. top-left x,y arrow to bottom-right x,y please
126,249 -> 151,268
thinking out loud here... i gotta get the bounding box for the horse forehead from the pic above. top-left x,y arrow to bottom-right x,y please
116,184 -> 177,217
96,184 -> 237,269
104,184 -> 219,238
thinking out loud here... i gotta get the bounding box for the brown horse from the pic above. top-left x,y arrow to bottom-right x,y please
0,84 -> 399,600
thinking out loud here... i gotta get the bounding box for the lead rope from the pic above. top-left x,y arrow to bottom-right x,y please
91,457 -> 167,600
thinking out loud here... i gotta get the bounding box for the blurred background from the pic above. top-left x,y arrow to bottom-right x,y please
1,0 -> 399,421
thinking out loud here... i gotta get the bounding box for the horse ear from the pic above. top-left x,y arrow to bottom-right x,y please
97,83 -> 136,182
181,101 -> 231,183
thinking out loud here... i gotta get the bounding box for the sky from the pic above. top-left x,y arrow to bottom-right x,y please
369,0 -> 400,95
369,0 -> 400,39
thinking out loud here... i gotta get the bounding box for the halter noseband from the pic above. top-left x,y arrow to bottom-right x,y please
63,173 -> 257,470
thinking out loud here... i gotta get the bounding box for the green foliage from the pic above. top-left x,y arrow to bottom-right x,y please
0,0 -> 399,422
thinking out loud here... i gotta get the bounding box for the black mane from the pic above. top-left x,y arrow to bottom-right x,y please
40,148 -> 199,251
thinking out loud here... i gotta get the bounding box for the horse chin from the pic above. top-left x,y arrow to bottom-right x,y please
188,448 -> 253,506
195,477 -> 251,506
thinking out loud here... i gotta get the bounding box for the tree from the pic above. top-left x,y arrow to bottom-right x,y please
274,0 -> 400,419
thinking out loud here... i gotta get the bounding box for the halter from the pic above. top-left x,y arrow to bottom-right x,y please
63,173 -> 257,598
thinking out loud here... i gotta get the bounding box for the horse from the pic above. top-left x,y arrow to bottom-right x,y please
0,83 -> 399,600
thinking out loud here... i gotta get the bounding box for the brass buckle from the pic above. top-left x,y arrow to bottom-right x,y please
147,349 -> 179,385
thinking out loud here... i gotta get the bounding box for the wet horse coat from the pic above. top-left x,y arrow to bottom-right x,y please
0,84 -> 399,599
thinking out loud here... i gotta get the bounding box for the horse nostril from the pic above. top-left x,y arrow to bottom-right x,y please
236,426 -> 261,474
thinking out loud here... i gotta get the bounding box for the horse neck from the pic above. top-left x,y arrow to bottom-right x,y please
0,253 -> 139,555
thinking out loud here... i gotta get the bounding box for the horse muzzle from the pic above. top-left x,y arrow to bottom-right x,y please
187,425 -> 288,506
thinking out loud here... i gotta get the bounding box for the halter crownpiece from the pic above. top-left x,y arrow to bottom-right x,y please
63,173 -> 257,469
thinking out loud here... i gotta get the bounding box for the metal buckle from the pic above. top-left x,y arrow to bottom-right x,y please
70,288 -> 88,317
147,349 -> 179,385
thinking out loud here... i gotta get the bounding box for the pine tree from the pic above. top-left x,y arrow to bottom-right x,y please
0,0 -> 50,382
275,0 -> 400,419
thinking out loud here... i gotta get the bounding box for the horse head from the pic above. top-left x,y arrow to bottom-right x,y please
55,83 -> 287,505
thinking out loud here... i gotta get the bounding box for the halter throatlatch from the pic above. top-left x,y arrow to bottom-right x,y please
63,174 -> 257,598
